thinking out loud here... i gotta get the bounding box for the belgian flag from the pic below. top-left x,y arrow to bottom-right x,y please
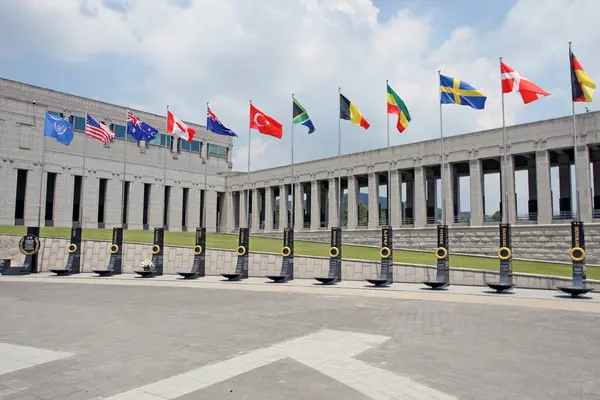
570,49 -> 596,103
340,93 -> 370,130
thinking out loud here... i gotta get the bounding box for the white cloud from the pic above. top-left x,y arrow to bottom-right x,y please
1,0 -> 600,176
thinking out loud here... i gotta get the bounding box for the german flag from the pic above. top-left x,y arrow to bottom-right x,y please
387,84 -> 411,133
340,93 -> 370,130
570,49 -> 596,102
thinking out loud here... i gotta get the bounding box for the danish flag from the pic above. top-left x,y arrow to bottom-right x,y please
501,61 -> 550,104
167,110 -> 196,142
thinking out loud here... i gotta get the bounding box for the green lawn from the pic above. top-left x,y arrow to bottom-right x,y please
2,226 -> 598,280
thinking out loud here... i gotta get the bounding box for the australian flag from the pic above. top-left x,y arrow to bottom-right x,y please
127,111 -> 158,142
207,106 -> 238,137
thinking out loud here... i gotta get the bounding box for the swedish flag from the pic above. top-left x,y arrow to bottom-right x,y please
440,74 -> 487,110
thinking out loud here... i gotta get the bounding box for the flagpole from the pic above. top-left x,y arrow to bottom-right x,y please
568,42 -> 580,222
337,87 -> 342,227
290,94 -> 295,229
37,106 -> 47,229
164,105 -> 169,228
386,80 -> 391,227
122,110 -> 128,228
204,102 -> 209,229
437,71 -> 446,226
499,57 -> 509,224
247,100 -> 252,229
80,109 -> 88,229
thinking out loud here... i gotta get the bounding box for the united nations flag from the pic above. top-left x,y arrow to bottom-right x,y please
44,112 -> 74,146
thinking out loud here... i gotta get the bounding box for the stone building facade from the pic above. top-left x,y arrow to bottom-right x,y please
2,78 -> 600,264
0,78 -> 233,232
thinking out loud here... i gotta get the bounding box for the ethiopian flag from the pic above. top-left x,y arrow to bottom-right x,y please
387,84 -> 411,133
340,93 -> 370,130
570,49 -> 596,102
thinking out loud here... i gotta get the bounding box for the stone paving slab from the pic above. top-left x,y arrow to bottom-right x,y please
5,273 -> 600,314
0,279 -> 599,399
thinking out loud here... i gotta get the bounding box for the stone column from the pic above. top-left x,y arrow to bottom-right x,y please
469,159 -> 484,226
527,164 -> 537,220
535,151 -> 552,224
389,170 -> 402,228
405,177 -> 414,225
251,188 -> 260,231
24,168 -> 43,227
311,180 -> 321,230
83,176 -> 99,228
413,166 -> 426,228
576,145 -> 592,222
239,189 -> 248,228
558,163 -> 572,215
168,185 -> 182,232
442,164 -> 454,226
328,178 -> 339,228
104,177 -> 123,229
593,162 -> 600,214
221,190 -> 234,232
368,173 -> 379,229
187,187 -> 201,229
148,182 -> 162,228
265,186 -> 274,231
54,172 -> 75,228
294,183 -> 304,229
425,175 -> 436,224
202,189 -> 216,233
502,155 -> 517,224
279,184 -> 288,231
347,175 -> 358,229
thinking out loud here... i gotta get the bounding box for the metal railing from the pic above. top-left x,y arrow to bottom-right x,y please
357,218 -> 368,227
426,216 -> 441,225
453,215 -> 470,223
483,214 -> 502,223
552,211 -> 575,220
401,217 -> 414,225
594,209 -> 600,219
516,212 -> 537,221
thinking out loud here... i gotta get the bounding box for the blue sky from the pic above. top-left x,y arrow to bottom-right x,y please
1,0 -> 598,216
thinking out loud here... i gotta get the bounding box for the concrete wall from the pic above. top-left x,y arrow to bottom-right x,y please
0,235 -> 593,290
253,224 -> 600,265
0,78 -> 232,232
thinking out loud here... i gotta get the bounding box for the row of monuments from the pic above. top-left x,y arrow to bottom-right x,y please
0,222 -> 594,297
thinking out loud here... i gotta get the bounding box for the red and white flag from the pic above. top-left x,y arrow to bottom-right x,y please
167,110 -> 196,142
501,61 -> 550,104
249,104 -> 282,139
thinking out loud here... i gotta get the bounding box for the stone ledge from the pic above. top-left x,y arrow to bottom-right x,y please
1,235 -> 597,291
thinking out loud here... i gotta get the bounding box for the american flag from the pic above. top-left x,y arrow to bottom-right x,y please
85,113 -> 115,145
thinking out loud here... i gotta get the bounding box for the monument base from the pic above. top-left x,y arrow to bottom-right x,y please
485,282 -> 515,293
134,270 -> 156,278
49,269 -> 76,276
221,273 -> 244,281
423,281 -> 448,290
557,286 -> 594,297
266,275 -> 290,283
365,278 -> 392,287
178,271 -> 201,279
1,266 -> 31,276
314,277 -> 340,285
91,269 -> 116,277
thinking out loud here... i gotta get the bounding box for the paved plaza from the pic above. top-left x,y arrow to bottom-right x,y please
0,276 -> 599,399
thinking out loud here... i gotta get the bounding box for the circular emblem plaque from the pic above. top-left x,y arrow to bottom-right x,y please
19,234 -> 40,256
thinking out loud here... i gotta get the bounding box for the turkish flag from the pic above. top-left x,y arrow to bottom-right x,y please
249,104 -> 283,139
